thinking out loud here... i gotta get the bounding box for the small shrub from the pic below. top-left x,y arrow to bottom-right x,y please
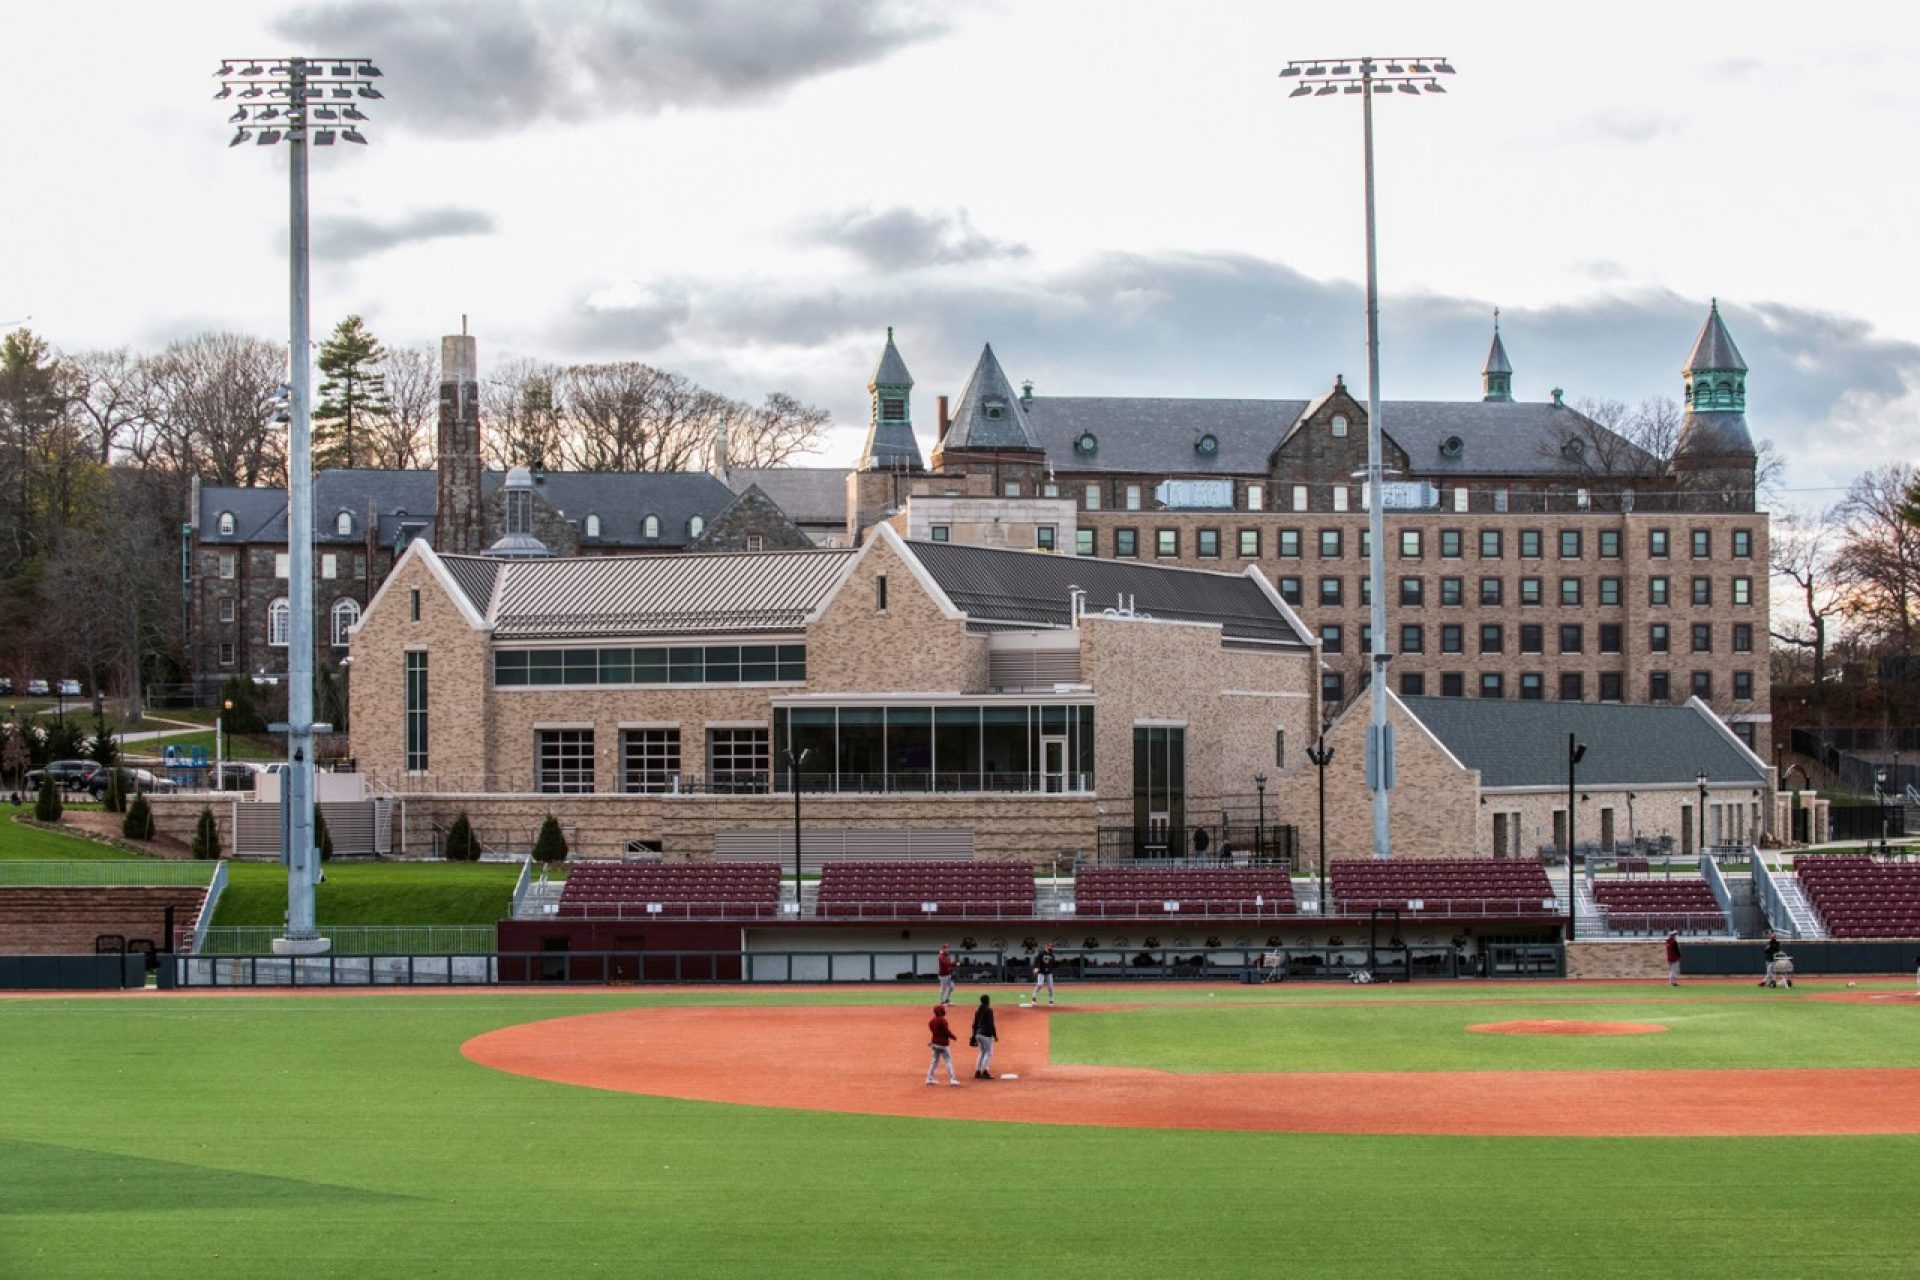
314,806 -> 334,863
102,767 -> 127,815
34,773 -> 62,822
444,813 -> 476,861
191,806 -> 221,861
532,814 -> 568,864
123,793 -> 155,841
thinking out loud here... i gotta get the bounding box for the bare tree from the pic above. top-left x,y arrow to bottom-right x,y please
1561,396 -> 1680,475
68,347 -> 150,464
481,357 -> 564,468
1831,463 -> 1920,658
372,344 -> 436,469
727,392 -> 831,468
1769,506 -> 1843,686
140,333 -> 287,484
552,361 -> 674,472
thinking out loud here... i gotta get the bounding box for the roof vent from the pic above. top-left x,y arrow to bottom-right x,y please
1439,435 -> 1463,458
1195,433 -> 1219,456
1075,431 -> 1098,455
1561,437 -> 1586,459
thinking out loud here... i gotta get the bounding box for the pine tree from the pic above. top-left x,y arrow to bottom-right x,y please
532,814 -> 568,864
314,806 -> 334,862
192,806 -> 221,860
313,315 -> 391,471
34,773 -> 62,822
89,716 -> 118,769
123,793 -> 154,840
444,813 -> 476,861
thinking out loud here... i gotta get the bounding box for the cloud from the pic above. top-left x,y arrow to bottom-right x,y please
274,0 -> 946,137
549,250 -> 1920,491
797,206 -> 1028,270
310,206 -> 496,260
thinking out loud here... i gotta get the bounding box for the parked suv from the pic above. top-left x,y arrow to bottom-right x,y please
24,760 -> 100,792
87,767 -> 178,799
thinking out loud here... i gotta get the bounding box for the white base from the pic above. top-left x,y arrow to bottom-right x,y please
270,936 -> 332,956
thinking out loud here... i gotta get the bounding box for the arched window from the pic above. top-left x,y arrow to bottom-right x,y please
335,511 -> 354,536
330,597 -> 361,646
584,513 -> 601,539
688,515 -> 706,539
507,488 -> 532,536
268,597 -> 291,648
642,514 -> 660,539
217,511 -> 235,536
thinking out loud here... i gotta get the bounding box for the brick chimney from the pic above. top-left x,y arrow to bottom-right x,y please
435,320 -> 483,555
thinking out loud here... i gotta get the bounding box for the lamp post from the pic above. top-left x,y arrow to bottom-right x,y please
1695,768 -> 1710,856
1567,735 -> 1587,940
1284,54 -> 1455,860
1254,772 -> 1268,862
215,54 -> 380,956
1306,733 -> 1335,913
784,747 -> 811,914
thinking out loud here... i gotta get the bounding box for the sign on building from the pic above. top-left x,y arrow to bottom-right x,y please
1155,479 -> 1234,509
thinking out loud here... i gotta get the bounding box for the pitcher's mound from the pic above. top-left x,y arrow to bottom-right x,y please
1470,1019 -> 1668,1036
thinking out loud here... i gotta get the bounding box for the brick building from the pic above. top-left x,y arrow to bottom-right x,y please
847,305 -> 1771,751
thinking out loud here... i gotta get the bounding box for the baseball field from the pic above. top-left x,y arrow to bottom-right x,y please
5,978 -> 1918,1277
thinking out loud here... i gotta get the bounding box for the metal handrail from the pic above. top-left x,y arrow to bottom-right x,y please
1699,851 -> 1735,923
507,855 -> 534,916
1750,848 -> 1802,940
189,860 -> 229,954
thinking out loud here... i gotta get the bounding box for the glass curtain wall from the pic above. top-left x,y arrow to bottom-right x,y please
773,704 -> 1093,793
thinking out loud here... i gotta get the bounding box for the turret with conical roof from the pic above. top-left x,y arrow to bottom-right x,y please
1673,299 -> 1756,468
1482,310 -> 1513,402
859,326 -> 923,472
939,343 -> 1041,454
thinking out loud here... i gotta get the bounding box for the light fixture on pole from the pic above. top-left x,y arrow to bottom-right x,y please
1695,768 -> 1710,856
1284,54 -> 1456,860
1567,736 -> 1587,941
1254,773 -> 1268,862
1306,731 -> 1336,913
784,747 -> 811,914
215,54 -> 380,957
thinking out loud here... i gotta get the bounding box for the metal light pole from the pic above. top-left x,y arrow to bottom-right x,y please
1284,55 -> 1455,859
1254,772 -> 1267,862
1567,735 -> 1586,940
1306,733 -> 1335,912
216,54 -> 380,955
1695,768 -> 1709,856
784,747 -> 811,914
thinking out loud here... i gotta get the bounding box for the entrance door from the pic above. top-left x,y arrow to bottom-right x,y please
1041,736 -> 1068,793
1600,808 -> 1615,852
1492,812 -> 1509,859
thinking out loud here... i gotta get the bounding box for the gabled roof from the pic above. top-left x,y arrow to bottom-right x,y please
906,539 -> 1312,646
1685,301 -> 1747,373
1400,696 -> 1767,790
508,470 -> 737,546
1371,400 -> 1655,476
198,486 -> 292,544
725,467 -> 851,530
448,547 -> 858,640
1027,396 -> 1307,475
943,344 -> 1041,452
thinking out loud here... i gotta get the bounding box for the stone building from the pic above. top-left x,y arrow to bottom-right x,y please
346,524 -> 1323,861
845,305 -> 1772,751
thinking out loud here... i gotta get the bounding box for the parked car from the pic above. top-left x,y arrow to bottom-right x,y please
0,677 -> 12,695
26,679 -> 49,696
56,679 -> 81,697
25,760 -> 101,792
209,762 -> 260,792
88,767 -> 178,798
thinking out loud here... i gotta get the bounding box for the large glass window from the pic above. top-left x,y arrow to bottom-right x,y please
404,651 -> 428,772
621,728 -> 680,793
268,597 -> 290,647
495,643 -> 805,686
537,729 -> 594,793
773,703 -> 1092,793
708,727 -> 770,794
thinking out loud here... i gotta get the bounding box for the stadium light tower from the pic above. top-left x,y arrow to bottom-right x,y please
215,54 -> 383,956
1282,55 -> 1455,859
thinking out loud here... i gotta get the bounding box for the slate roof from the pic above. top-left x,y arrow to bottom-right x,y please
447,547 -> 857,640
870,327 -> 913,388
943,344 -> 1041,452
907,539 -> 1311,646
1369,400 -> 1657,477
725,467 -> 852,530
1674,410 -> 1755,459
1400,696 -> 1766,790
199,468 -> 745,550
1685,302 -> 1747,373
1484,329 -> 1512,376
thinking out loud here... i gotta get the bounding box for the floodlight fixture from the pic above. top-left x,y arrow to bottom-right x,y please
313,129 -> 337,146
240,62 -> 263,75
1425,79 -> 1446,93
229,128 -> 247,147
1283,52 -> 1458,861
216,62 -> 234,76
342,106 -> 367,120
255,128 -> 281,145
359,61 -> 383,76
241,85 -> 264,98
342,127 -> 367,144
214,84 -> 232,100
1279,64 -> 1302,76
229,107 -> 247,123
357,85 -> 383,99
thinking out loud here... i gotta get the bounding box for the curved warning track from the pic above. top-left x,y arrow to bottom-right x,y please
462,1004 -> 1920,1137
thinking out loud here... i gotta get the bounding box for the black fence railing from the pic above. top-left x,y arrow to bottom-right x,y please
1096,823 -> 1297,865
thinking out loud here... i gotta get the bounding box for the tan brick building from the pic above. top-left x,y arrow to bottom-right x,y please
348,525 -> 1322,862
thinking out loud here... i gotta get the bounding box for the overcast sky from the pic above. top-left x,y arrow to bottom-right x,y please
7,0 -> 1919,500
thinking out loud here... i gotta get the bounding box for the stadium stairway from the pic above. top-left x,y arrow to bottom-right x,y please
1768,873 -> 1828,939
1572,878 -> 1608,935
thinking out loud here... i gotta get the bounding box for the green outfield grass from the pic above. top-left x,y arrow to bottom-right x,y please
210,860 -> 524,927
4,983 -> 1920,1278
0,813 -> 138,860
125,729 -> 280,761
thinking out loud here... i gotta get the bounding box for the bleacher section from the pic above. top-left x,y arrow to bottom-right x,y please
1796,855 -> 1920,939
1074,866 -> 1295,917
816,860 -> 1034,919
1331,859 -> 1556,917
1592,878 -> 1725,934
557,862 -> 783,919
0,886 -> 210,955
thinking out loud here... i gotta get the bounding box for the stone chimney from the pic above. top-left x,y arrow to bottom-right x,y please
435,321 -> 484,555
936,394 -> 950,445
710,419 -> 730,486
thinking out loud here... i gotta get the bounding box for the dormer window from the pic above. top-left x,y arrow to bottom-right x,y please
506,488 -> 532,536
1075,431 -> 1098,455
335,511 -> 353,536
643,514 -> 660,539
217,511 -> 235,536
584,513 -> 601,539
880,397 -> 906,423
688,515 -> 706,539
983,399 -> 1006,421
